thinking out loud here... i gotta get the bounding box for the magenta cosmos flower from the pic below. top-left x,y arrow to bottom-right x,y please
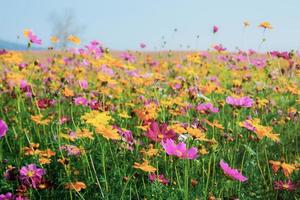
161,139 -> 198,159
145,121 -> 177,142
120,52 -> 135,63
219,160 -> 247,182
274,180 -> 297,191
226,96 -> 254,108
20,164 -> 45,189
213,25 -> 219,34
149,173 -> 169,185
74,97 -> 88,106
140,43 -> 146,48
196,103 -> 219,114
0,119 -> 8,138
0,192 -> 13,200
213,44 -> 226,52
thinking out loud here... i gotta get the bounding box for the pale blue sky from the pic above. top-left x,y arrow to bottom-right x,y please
0,0 -> 300,51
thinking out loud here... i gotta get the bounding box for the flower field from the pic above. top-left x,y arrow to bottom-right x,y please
0,29 -> 300,199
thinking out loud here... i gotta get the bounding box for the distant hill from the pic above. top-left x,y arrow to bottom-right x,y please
0,39 -> 44,50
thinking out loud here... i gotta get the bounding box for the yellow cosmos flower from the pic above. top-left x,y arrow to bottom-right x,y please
31,115 -> 51,125
259,22 -> 272,29
50,36 -> 59,43
187,127 -> 207,141
133,159 -> 157,173
96,125 -> 121,140
81,111 -> 112,127
68,35 -> 81,44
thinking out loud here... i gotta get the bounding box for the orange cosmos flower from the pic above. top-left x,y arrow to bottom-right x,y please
50,36 -> 59,43
269,160 -> 296,177
68,35 -> 81,44
65,182 -> 86,191
140,144 -> 159,157
259,22 -> 272,29
133,159 -> 157,173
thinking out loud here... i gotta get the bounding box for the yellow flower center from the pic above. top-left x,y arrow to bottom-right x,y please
27,170 -> 35,177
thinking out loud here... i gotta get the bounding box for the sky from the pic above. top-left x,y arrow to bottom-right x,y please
0,0 -> 300,51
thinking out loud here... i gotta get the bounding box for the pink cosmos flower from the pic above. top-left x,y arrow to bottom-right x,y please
196,103 -> 219,114
74,97 -> 88,106
248,49 -> 256,55
0,192 -> 13,200
59,116 -> 70,124
78,80 -> 88,89
20,164 -> 45,189
120,52 -> 135,63
140,43 -> 146,48
145,121 -> 177,142
251,58 -> 267,69
101,65 -> 114,76
213,44 -> 226,52
0,119 -> 8,138
113,126 -> 135,150
219,160 -> 247,182
226,96 -> 254,108
149,173 -> 169,185
84,40 -> 103,58
270,51 -> 290,60
199,51 -> 209,58
241,120 -> 256,132
59,144 -> 81,156
161,139 -> 198,159
27,31 -> 42,45
274,180 -> 297,191
213,26 -> 219,34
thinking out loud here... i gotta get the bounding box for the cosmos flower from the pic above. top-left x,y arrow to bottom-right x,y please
24,29 -> 42,45
140,43 -> 146,48
65,182 -> 87,192
149,173 -> 169,185
161,139 -> 198,159
68,35 -> 81,44
78,80 -> 88,89
50,36 -> 59,43
213,44 -> 227,52
133,160 -> 157,172
213,26 -> 219,34
196,103 -> 219,114
37,98 -> 55,109
251,58 -> 267,69
145,121 -> 177,142
274,180 -> 297,191
20,164 -> 45,189
226,96 -> 254,108
259,21 -> 272,29
0,49 -> 7,55
0,192 -> 14,200
74,97 -> 88,106
269,160 -> 296,177
59,145 -> 82,156
120,52 -> 135,63
219,160 -> 247,182
0,120 -> 8,138
269,51 -> 290,60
